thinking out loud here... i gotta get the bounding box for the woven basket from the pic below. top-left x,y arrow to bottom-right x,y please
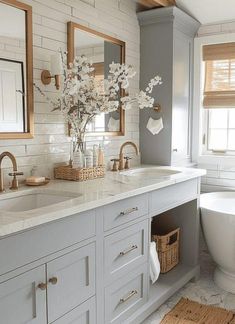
152,228 -> 180,273
54,165 -> 105,181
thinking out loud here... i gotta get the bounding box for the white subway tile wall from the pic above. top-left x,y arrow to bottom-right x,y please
197,21 -> 235,192
0,0 -> 140,184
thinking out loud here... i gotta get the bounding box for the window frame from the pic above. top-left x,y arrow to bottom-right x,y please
192,32 -> 235,165
201,108 -> 235,156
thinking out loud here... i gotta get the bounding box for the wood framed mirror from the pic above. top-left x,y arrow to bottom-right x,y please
67,22 -> 125,136
0,0 -> 33,139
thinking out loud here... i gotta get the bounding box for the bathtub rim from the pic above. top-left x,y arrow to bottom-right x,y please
200,191 -> 235,216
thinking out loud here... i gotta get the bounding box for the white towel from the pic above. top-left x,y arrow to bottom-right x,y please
108,117 -> 120,131
150,241 -> 161,284
146,117 -> 163,135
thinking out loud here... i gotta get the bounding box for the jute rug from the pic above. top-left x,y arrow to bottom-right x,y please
160,298 -> 235,324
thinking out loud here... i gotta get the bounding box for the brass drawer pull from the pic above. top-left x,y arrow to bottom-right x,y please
119,245 -> 138,256
120,290 -> 138,303
37,282 -> 47,290
49,277 -> 58,285
119,207 -> 138,216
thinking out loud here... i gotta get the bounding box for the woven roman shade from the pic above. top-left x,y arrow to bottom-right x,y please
203,42 -> 235,108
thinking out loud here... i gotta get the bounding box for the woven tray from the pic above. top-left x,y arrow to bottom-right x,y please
152,228 -> 180,273
54,165 -> 105,181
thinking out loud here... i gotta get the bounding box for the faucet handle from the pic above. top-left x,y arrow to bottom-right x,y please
110,158 -> 120,172
8,171 -> 24,191
124,156 -> 132,170
8,171 -> 24,176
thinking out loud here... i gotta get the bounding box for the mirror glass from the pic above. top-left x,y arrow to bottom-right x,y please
68,23 -> 125,135
0,0 -> 33,138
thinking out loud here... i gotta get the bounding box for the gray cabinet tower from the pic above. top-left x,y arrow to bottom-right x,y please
138,7 -> 200,166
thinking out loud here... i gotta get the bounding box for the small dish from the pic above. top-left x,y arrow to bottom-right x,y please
25,178 -> 50,186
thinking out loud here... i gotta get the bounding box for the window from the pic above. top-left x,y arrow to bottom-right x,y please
203,42 -> 235,108
201,42 -> 235,155
203,109 -> 235,152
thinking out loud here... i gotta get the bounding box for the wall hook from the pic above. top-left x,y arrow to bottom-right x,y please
153,103 -> 161,112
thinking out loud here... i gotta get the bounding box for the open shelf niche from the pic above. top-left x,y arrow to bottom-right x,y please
149,199 -> 200,311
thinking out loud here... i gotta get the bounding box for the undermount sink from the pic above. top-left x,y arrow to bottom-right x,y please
0,190 -> 79,213
119,167 -> 181,179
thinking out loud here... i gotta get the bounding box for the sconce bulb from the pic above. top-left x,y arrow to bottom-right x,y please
51,53 -> 63,75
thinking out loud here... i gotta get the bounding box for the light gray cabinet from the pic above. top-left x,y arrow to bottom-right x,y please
0,178 -> 202,324
138,7 -> 200,166
0,243 -> 95,324
47,243 -> 95,323
0,265 -> 47,324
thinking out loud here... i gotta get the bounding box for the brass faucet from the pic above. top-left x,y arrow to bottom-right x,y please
0,152 -> 23,192
119,141 -> 139,170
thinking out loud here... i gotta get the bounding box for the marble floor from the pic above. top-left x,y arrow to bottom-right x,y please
143,242 -> 235,323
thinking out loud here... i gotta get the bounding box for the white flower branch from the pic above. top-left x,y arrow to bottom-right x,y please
35,51 -> 162,138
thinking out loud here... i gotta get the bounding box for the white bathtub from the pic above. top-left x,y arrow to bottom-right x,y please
200,192 -> 235,293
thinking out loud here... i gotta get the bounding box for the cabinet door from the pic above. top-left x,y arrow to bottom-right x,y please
54,297 -> 96,324
172,30 -> 192,164
0,265 -> 47,324
47,243 -> 95,323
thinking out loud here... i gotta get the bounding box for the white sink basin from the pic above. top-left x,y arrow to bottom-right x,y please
119,167 -> 181,179
0,190 -> 80,213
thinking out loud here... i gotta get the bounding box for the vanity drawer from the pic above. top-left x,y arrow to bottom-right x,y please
103,194 -> 148,231
104,264 -> 147,324
104,220 -> 148,283
149,179 -> 198,215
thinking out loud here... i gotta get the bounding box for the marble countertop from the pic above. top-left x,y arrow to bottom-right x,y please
0,165 -> 206,237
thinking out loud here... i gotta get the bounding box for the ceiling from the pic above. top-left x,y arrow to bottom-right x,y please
176,0 -> 235,25
136,0 -> 235,25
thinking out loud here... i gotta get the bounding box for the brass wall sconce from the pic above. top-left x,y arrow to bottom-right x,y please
41,53 -> 62,90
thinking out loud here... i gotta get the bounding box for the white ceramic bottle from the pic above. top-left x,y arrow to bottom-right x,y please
98,145 -> 104,166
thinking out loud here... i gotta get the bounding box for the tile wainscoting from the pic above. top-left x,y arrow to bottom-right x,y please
199,163 -> 235,192
0,0 -> 140,182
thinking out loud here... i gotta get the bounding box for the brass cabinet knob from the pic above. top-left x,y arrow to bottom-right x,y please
49,277 -> 58,285
37,282 -> 47,290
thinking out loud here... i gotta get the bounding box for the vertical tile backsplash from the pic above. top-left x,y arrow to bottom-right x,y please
0,0 -> 140,181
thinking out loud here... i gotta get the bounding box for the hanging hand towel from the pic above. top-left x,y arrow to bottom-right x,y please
147,117 -> 163,135
150,241 -> 161,284
108,117 -> 120,131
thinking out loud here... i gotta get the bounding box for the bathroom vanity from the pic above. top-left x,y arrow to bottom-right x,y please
0,166 -> 205,324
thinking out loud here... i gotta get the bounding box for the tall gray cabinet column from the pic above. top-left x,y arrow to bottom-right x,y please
138,7 -> 200,166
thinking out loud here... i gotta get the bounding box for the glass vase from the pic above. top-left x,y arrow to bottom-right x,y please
73,132 -> 85,153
